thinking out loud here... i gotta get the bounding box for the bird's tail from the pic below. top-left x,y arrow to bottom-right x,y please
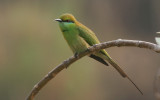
105,56 -> 127,77
104,55 -> 143,95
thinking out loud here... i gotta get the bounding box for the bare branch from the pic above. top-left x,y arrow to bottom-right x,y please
26,39 -> 160,100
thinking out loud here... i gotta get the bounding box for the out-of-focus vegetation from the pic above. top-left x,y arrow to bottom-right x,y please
0,0 -> 160,100
155,32 -> 160,45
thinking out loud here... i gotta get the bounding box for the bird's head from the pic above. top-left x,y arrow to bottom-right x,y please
55,13 -> 77,31
55,13 -> 77,23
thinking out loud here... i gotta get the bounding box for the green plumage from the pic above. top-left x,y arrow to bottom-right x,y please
55,13 -> 142,95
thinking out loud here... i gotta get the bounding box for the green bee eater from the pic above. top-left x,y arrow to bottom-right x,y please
55,13 -> 142,95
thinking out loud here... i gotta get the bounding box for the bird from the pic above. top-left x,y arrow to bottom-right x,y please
55,13 -> 143,95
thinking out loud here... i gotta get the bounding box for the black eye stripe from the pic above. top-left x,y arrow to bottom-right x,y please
62,20 -> 74,23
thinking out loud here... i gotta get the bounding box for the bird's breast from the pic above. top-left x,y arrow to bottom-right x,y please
62,30 -> 89,53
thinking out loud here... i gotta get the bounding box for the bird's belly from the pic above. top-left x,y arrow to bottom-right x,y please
63,32 -> 89,53
69,37 -> 89,53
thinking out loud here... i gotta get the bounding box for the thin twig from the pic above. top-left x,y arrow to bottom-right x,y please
26,39 -> 160,100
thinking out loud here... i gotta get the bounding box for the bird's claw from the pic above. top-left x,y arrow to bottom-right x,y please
74,49 -> 90,58
74,52 -> 79,58
85,48 -> 90,52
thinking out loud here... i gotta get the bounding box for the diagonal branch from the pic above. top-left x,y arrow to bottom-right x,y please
26,39 -> 160,100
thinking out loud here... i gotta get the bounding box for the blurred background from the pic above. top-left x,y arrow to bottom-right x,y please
0,0 -> 160,100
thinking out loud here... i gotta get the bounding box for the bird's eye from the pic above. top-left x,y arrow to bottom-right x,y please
65,20 -> 69,22
63,19 -> 73,23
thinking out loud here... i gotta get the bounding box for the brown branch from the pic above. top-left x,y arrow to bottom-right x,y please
26,39 -> 160,100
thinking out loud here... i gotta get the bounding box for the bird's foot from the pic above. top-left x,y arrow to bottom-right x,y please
84,48 -> 90,52
74,52 -> 79,58
74,49 -> 90,59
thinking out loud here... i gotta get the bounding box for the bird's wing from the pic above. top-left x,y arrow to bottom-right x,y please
77,24 -> 107,55
77,24 -> 109,66
90,54 -> 108,66
77,24 -> 101,46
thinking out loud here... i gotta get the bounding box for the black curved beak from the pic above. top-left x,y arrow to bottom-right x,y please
55,19 -> 62,22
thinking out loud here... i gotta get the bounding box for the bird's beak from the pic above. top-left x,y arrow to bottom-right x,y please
55,19 -> 62,22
